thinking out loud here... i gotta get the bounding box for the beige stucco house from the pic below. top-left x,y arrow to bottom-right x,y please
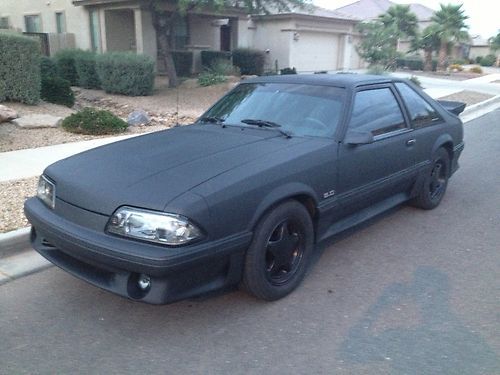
0,0 -> 364,73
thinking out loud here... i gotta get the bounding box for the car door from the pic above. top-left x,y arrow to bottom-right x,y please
336,84 -> 418,216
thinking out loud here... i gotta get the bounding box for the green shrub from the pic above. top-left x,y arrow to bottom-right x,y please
208,59 -> 239,76
198,72 -> 227,87
448,63 -> 464,72
201,50 -> 231,69
75,50 -> 100,89
96,52 -> 155,96
396,57 -> 424,71
469,65 -> 483,74
41,76 -> 75,107
171,51 -> 193,77
0,33 -> 41,104
450,58 -> 467,65
232,48 -> 265,75
409,75 -> 422,87
55,49 -> 83,85
479,54 -> 496,67
280,67 -> 297,75
367,64 -> 389,75
40,56 -> 58,79
62,108 -> 128,135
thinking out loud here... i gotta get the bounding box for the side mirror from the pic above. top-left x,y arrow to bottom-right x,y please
344,129 -> 374,145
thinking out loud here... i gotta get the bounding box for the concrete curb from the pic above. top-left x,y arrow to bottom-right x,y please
0,226 -> 31,259
461,95 -> 500,123
462,95 -> 500,115
0,249 -> 52,286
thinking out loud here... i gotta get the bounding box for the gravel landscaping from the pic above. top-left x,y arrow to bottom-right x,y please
438,90 -> 494,106
0,176 -> 37,233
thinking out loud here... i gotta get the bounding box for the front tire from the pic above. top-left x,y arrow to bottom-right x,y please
242,201 -> 314,301
412,147 -> 450,210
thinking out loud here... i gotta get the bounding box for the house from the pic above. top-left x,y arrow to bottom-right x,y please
0,0 -> 363,74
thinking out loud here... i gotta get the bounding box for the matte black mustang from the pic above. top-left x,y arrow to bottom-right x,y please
25,74 -> 465,304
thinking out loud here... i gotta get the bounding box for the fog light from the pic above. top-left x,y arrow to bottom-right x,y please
137,274 -> 151,291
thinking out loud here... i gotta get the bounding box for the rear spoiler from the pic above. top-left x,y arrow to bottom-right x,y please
438,100 -> 466,116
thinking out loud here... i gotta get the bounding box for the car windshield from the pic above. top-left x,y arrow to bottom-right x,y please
200,83 -> 345,138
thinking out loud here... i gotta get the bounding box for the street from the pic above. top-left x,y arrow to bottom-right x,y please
1,110 -> 499,374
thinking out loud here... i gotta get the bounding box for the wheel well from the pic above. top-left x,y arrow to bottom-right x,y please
440,141 -> 454,175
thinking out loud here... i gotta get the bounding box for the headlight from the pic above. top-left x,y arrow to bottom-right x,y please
37,175 -> 55,209
106,206 -> 203,246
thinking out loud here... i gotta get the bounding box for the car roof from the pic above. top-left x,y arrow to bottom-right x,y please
242,73 -> 399,88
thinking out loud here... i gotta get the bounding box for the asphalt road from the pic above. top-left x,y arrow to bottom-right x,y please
1,110 -> 499,375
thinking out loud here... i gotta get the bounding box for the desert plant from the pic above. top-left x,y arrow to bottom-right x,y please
62,108 -> 128,135
96,52 -> 155,96
0,33 -> 41,104
197,71 -> 227,87
75,50 -> 101,89
468,65 -> 483,74
209,59 -> 239,76
41,76 -> 75,107
232,48 -> 265,75
54,49 -> 83,85
201,50 -> 232,69
40,56 -> 58,80
478,54 -> 496,67
409,75 -> 422,87
280,67 -> 297,75
367,64 -> 390,75
448,63 -> 464,72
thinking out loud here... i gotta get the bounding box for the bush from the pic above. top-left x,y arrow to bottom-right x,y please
40,56 -> 58,80
198,72 -> 227,87
0,33 -> 41,104
367,65 -> 389,75
232,48 -> 265,75
469,65 -> 483,74
54,49 -> 82,85
201,50 -> 231,69
96,52 -> 155,96
396,57 -> 424,71
450,58 -> 467,65
209,59 -> 239,76
448,63 -> 464,72
62,108 -> 127,135
479,54 -> 496,67
75,50 -> 100,89
280,67 -> 297,75
409,75 -> 421,87
171,51 -> 193,77
41,76 -> 75,107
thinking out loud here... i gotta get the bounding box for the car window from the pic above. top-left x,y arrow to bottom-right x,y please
395,82 -> 441,128
349,88 -> 406,137
201,83 -> 345,138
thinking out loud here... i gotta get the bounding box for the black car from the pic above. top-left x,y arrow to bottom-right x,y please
25,74 -> 465,304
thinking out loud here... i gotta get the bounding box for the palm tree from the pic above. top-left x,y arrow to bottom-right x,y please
379,4 -> 419,46
414,25 -> 441,71
431,4 -> 469,71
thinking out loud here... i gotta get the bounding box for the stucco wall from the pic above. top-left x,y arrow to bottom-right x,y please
189,14 -> 220,49
0,0 -> 91,50
252,19 -> 294,71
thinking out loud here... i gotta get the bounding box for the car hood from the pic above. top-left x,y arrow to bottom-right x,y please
45,124 -> 300,215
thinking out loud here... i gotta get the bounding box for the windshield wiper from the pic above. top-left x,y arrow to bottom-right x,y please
199,116 -> 226,126
241,119 -> 292,138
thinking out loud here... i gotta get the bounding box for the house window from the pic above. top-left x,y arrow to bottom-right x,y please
56,12 -> 66,33
173,15 -> 188,49
25,15 -> 42,33
0,17 -> 9,29
89,9 -> 101,52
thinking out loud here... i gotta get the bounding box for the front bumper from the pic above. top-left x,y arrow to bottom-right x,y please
24,198 -> 252,304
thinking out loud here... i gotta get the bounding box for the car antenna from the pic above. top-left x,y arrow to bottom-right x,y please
175,83 -> 179,126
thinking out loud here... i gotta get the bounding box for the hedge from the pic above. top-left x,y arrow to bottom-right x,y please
75,50 -> 101,89
171,51 -> 193,77
40,56 -> 58,80
96,52 -> 155,96
478,54 -> 496,67
396,57 -> 438,71
232,48 -> 265,75
41,76 -> 75,107
201,50 -> 231,69
0,33 -> 41,104
54,49 -> 82,85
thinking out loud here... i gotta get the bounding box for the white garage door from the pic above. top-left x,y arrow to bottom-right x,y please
290,32 -> 340,72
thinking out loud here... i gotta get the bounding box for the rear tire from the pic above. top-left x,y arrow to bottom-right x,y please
412,147 -> 450,210
242,201 -> 314,301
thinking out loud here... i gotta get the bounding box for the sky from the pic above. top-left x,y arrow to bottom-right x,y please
313,0 -> 500,39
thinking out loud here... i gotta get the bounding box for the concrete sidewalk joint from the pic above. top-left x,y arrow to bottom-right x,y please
0,250 -> 52,286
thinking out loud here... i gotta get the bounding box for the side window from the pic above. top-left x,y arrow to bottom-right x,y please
395,82 -> 441,128
349,88 -> 406,137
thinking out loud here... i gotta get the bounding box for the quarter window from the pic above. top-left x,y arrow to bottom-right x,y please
395,82 -> 441,128
349,88 -> 406,137
0,17 -> 9,29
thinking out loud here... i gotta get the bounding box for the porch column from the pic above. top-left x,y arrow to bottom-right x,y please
338,34 -> 352,70
99,8 -> 107,52
134,8 -> 144,53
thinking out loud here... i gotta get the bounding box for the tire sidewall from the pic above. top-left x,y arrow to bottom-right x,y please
242,201 -> 314,301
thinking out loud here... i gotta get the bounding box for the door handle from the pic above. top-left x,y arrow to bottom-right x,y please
406,139 -> 416,146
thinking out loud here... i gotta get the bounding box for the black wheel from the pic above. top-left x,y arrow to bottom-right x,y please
412,147 -> 450,210
242,201 -> 314,301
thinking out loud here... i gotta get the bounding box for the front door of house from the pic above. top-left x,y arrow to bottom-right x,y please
220,24 -> 231,51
